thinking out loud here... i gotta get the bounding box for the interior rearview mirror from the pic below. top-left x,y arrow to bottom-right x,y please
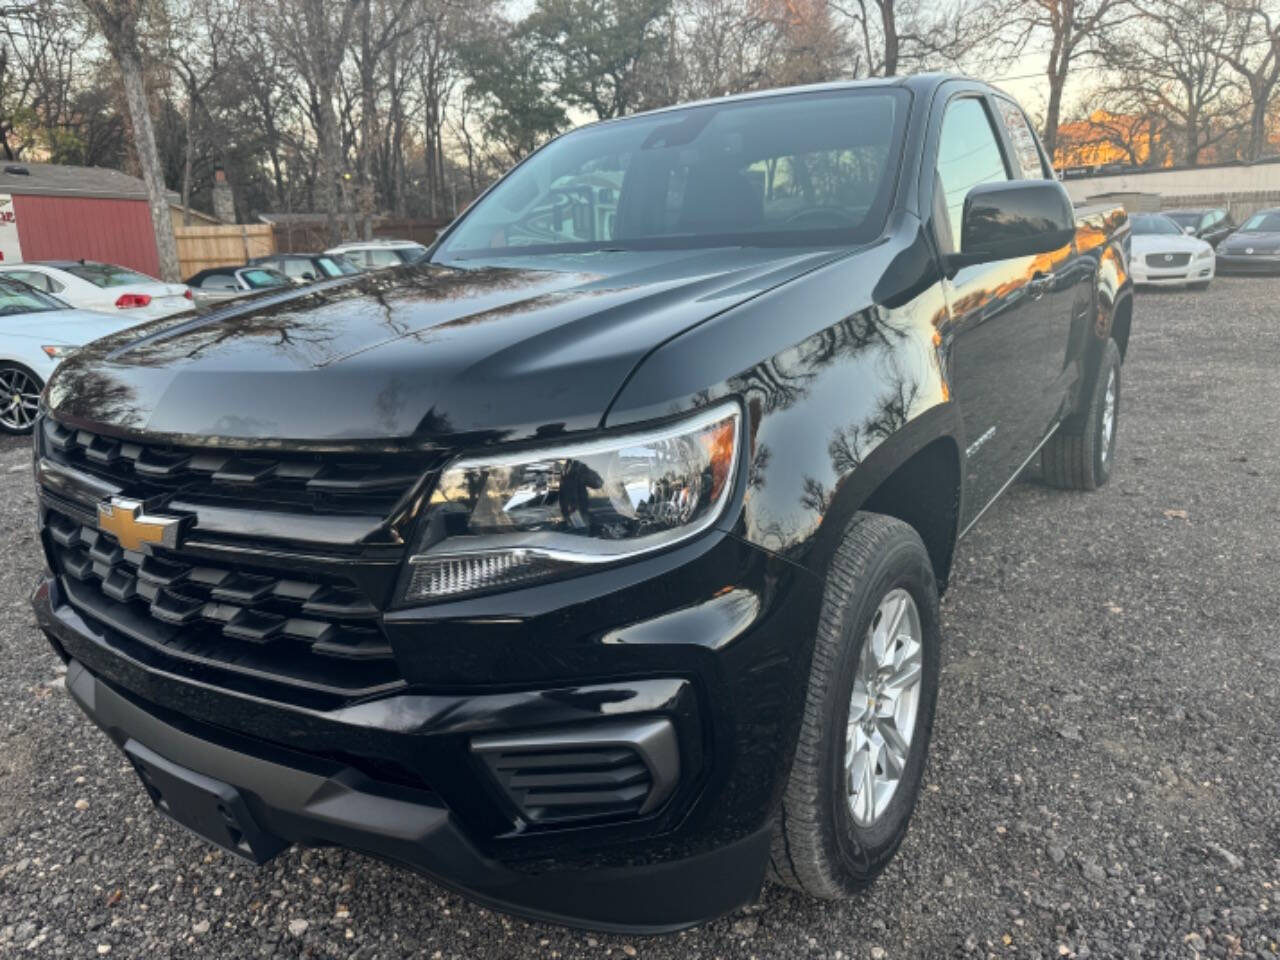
952,180 -> 1077,269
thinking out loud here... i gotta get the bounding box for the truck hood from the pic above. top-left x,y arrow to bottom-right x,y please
46,248 -> 844,447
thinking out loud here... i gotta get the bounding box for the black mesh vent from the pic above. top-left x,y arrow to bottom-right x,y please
472,719 -> 680,827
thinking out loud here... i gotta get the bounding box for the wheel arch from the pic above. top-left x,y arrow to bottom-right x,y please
803,404 -> 963,594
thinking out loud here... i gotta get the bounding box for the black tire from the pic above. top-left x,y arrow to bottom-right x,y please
1189,281 -> 1211,291
1041,338 -> 1121,491
769,512 -> 941,898
0,362 -> 43,435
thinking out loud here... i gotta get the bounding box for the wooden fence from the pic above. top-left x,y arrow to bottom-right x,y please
272,218 -> 449,254
174,224 -> 276,279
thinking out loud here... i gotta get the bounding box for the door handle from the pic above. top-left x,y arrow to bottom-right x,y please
1029,271 -> 1054,301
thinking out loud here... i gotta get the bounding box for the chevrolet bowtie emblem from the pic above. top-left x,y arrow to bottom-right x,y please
96,497 -> 185,551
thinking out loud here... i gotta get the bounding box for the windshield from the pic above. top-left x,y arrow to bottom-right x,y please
239,268 -> 289,289
65,262 -> 157,287
436,88 -> 909,260
319,256 -> 359,277
1131,214 -> 1184,236
1241,212 -> 1280,232
0,277 -> 62,316
1165,212 -> 1200,228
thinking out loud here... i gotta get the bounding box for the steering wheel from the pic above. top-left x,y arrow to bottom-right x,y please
785,207 -> 858,228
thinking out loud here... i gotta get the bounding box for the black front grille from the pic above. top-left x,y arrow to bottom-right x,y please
46,507 -> 402,698
1145,252 -> 1192,268
42,419 -> 430,516
34,412 -> 444,705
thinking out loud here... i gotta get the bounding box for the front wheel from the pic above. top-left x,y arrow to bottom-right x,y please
1041,338 -> 1121,491
0,363 -> 43,434
769,512 -> 941,898
1189,280 -> 1211,291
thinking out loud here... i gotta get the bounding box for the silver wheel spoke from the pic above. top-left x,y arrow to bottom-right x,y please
883,642 -> 922,692
877,719 -> 910,775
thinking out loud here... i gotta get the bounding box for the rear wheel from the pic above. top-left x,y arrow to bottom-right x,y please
769,512 -> 941,898
1041,338 -> 1121,491
0,363 -> 42,434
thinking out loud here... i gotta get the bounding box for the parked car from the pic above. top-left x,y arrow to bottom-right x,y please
0,277 -> 142,434
0,260 -> 193,320
325,238 -> 428,269
247,252 -> 362,284
1128,213 -> 1215,289
1164,207 -> 1237,247
185,265 -> 292,306
1215,208 -> 1280,274
33,75 -> 1133,933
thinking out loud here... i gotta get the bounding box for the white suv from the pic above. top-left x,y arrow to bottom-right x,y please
325,239 -> 428,270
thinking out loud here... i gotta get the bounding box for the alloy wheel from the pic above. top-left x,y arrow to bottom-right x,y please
845,588 -> 924,827
1100,368 -> 1117,463
0,366 -> 40,432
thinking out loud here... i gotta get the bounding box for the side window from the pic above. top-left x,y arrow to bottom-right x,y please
935,97 -> 1010,253
6,270 -> 50,292
994,98 -> 1049,180
367,248 -> 403,267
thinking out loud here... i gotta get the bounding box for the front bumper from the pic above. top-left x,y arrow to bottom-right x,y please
34,523 -> 821,931
1131,260 -> 1214,285
58,656 -> 770,932
1215,253 -> 1280,274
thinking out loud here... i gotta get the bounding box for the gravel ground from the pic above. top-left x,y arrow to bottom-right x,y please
1,279 -> 1278,959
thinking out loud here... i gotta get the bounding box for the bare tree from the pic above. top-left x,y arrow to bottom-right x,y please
833,0 -> 981,76
1219,0 -> 1280,161
1103,0 -> 1242,164
991,0 -> 1137,158
270,0 -> 358,244
81,0 -> 181,281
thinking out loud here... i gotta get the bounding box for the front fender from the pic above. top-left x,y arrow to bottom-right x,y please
603,236 -> 956,576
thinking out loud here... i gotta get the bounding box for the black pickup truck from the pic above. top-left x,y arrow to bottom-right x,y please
31,74 -> 1132,932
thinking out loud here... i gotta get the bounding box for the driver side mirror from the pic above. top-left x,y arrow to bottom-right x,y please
951,180 -> 1076,269
1184,226 -> 1197,235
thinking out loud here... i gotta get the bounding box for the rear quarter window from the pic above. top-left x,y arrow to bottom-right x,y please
994,98 -> 1049,180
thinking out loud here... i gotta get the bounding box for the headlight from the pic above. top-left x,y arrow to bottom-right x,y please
1195,246 -> 1213,260
41,345 -> 77,359
403,402 -> 741,601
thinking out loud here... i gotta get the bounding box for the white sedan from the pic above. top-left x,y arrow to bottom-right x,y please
1128,214 -> 1216,289
0,277 -> 145,434
0,259 -> 194,320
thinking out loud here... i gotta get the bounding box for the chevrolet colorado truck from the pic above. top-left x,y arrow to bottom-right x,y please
31,75 -> 1132,932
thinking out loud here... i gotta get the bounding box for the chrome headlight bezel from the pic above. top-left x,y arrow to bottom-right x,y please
399,401 -> 743,603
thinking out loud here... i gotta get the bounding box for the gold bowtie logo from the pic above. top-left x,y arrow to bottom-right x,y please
96,497 -> 185,551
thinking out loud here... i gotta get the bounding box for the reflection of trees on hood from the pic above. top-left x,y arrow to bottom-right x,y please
728,307 -> 910,417
49,367 -> 143,430
104,264 -> 589,367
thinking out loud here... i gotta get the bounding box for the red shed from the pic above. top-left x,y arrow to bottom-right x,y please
0,162 -> 162,276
